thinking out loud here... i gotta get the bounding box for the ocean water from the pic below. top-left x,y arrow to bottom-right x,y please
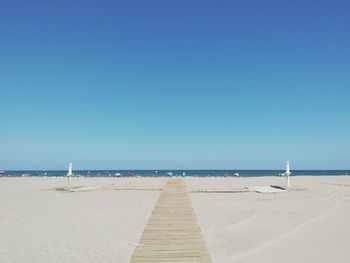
1,170 -> 349,177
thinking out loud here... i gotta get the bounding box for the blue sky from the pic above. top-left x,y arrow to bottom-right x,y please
1,0 -> 349,170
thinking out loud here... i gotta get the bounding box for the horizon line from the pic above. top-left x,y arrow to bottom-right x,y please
2,168 -> 350,171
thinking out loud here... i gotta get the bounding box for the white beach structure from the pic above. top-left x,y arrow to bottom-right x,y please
285,161 -> 291,187
67,163 -> 73,185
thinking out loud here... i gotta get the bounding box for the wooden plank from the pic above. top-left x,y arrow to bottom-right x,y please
130,178 -> 212,263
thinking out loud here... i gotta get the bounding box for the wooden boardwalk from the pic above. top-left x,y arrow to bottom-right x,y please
130,178 -> 212,263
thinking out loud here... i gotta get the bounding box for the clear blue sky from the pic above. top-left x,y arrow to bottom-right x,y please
1,0 -> 349,170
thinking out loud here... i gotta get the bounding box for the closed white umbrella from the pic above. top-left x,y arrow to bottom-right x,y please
67,163 -> 73,185
285,161 -> 291,187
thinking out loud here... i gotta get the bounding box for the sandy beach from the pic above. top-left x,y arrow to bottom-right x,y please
1,176 -> 350,263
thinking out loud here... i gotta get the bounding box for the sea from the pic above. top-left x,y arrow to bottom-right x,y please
1,170 -> 349,177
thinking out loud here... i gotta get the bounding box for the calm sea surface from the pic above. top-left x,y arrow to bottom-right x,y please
1,170 -> 349,177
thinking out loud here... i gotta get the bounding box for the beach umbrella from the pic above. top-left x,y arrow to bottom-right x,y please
285,161 -> 291,187
67,163 -> 73,185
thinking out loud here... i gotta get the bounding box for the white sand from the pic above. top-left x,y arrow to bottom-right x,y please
0,177 -> 166,263
1,176 -> 350,263
187,176 -> 350,263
